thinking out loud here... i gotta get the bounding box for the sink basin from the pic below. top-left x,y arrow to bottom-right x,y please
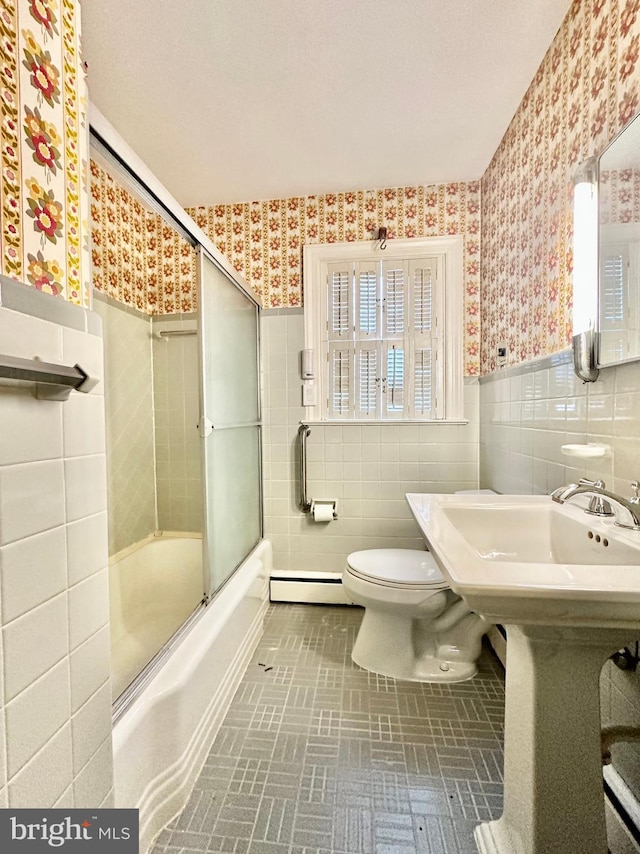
405,491 -> 640,854
406,492 -> 640,629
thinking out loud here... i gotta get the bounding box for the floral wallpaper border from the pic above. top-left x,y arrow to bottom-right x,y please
188,183 -> 483,375
1,0 -> 89,305
90,157 -> 196,315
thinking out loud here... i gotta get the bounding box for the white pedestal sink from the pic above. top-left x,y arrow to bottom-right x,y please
406,493 -> 640,854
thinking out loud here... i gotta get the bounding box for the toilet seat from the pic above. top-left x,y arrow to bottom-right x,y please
346,548 -> 447,591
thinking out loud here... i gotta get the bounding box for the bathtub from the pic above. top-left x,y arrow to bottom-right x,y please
109,533 -> 206,699
111,537 -> 272,854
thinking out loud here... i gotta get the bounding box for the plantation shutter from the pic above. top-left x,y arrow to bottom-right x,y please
326,263 -> 354,417
355,343 -> 379,418
409,258 -> 441,418
328,343 -> 353,418
355,261 -> 379,337
599,246 -> 627,362
600,249 -> 625,327
327,263 -> 353,339
318,251 -> 447,420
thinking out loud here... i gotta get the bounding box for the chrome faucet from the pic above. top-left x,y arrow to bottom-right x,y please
551,478 -> 640,531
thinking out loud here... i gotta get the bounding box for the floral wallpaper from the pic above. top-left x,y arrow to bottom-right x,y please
0,0 -> 89,305
90,157 -> 196,315
600,168 -> 640,224
481,0 -> 640,373
188,183 -> 482,375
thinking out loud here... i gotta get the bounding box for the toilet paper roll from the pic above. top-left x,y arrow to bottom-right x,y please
312,502 -> 335,522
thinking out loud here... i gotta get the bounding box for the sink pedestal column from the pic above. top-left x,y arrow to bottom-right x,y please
475,624 -> 634,854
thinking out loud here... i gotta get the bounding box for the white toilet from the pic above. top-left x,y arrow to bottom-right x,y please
343,490 -> 494,683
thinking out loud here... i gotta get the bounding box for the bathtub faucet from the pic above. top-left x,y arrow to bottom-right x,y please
551,478 -> 640,531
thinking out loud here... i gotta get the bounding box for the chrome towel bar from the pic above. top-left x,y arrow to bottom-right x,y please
0,353 -> 98,400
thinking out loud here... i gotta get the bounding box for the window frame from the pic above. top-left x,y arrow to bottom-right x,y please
302,236 -> 464,423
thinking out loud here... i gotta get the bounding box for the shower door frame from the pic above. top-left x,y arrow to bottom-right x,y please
89,104 -> 264,712
196,245 -> 264,603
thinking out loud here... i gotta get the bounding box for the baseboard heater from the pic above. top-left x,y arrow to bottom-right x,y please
270,570 -> 355,605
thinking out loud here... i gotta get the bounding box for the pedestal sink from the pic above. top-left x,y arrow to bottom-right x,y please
405,493 -> 640,854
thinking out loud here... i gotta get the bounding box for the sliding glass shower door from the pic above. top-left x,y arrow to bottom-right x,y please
198,249 -> 262,597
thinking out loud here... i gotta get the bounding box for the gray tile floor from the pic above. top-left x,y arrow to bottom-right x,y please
152,604 -> 505,854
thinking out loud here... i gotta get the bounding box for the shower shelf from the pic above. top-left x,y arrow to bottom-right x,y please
0,352 -> 97,400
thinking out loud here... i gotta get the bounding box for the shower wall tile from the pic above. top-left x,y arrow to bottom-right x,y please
152,316 -> 203,534
5,659 -> 71,779
66,512 -> 109,586
69,626 -> 111,715
480,354 -> 640,808
261,312 -> 479,573
71,682 -> 113,775
0,294 -> 113,809
8,725 -> 74,809
0,527 -> 67,623
67,570 -> 110,651
0,389 -> 63,465
94,298 -> 157,554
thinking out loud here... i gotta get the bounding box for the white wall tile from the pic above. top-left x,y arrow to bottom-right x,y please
53,785 -> 75,808
0,307 -> 61,362
8,723 -> 73,808
62,393 -> 107,457
0,390 -> 63,465
0,666 -> 5,789
0,460 -> 65,546
0,305 -> 113,811
71,682 -> 112,775
64,455 -> 108,522
0,526 -> 66,623
70,627 -> 111,714
68,570 -> 110,651
3,593 -> 68,701
100,789 -> 115,809
5,659 -> 70,778
66,512 -> 108,586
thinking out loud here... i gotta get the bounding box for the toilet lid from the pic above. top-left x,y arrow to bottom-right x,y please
346,549 -> 446,589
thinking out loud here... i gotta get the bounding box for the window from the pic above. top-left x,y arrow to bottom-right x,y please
599,234 -> 640,364
303,237 -> 463,422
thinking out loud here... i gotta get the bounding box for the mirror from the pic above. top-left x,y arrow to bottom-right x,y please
597,112 -> 640,366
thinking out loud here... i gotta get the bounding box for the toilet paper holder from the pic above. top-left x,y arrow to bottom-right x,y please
297,423 -> 338,520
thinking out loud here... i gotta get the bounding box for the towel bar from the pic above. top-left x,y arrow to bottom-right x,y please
0,353 -> 98,400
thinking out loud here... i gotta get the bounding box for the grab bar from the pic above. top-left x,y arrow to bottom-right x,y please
0,353 -> 98,400
297,423 -> 312,512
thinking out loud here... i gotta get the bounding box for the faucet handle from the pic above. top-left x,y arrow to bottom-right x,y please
630,481 -> 640,504
578,478 -> 605,490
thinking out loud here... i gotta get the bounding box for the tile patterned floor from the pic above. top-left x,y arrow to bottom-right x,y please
151,604 -> 505,854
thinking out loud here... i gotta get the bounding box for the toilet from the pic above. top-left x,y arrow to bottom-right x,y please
343,490 -> 494,683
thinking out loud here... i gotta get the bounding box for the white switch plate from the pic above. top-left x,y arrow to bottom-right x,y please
302,384 -> 316,406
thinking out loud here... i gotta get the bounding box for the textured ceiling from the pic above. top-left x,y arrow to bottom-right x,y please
81,0 -> 573,206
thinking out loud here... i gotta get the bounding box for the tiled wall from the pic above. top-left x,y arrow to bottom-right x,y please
0,281 -> 113,808
94,297 -> 156,555
480,355 -> 640,497
152,317 -> 203,533
480,0 -> 640,372
480,355 -> 640,804
262,311 -> 479,573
